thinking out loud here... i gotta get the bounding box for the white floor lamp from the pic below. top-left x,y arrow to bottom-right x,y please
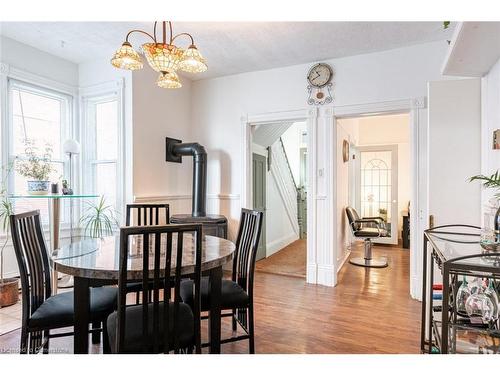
63,139 -> 80,241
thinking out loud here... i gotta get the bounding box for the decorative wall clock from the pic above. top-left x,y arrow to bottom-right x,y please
307,62 -> 334,105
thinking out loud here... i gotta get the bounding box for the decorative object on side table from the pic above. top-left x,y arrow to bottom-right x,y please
16,139 -> 54,195
79,197 -> 119,239
469,170 -> 500,253
61,180 -> 73,195
0,164 -> 18,307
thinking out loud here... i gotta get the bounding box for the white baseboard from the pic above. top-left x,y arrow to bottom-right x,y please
266,233 -> 299,257
337,250 -> 351,272
411,275 -> 422,301
317,264 -> 336,287
306,262 -> 317,284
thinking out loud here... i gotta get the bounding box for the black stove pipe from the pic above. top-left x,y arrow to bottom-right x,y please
171,142 -> 207,217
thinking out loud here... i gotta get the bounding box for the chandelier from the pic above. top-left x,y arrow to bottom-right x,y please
111,21 -> 207,89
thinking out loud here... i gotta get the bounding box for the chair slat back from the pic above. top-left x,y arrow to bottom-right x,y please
125,204 -> 170,227
116,223 -> 202,353
10,211 -> 52,323
232,209 -> 263,297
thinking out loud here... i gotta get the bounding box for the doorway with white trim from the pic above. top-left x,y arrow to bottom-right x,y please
336,112 -> 412,280
250,121 -> 309,279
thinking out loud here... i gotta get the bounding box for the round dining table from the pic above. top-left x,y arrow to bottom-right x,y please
50,234 -> 235,354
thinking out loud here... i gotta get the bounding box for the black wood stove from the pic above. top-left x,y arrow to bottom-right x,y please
165,137 -> 228,239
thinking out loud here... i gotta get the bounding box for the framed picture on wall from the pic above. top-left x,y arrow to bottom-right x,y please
342,139 -> 350,162
493,129 -> 500,150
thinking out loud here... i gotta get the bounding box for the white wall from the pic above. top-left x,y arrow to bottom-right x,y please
481,58 -> 500,215
252,142 -> 297,257
192,41 -> 448,225
132,68 -> 193,202
428,78 -> 482,226
0,36 -> 78,86
281,121 -> 307,185
192,40 -> 449,286
336,121 -> 357,267
266,173 -> 297,256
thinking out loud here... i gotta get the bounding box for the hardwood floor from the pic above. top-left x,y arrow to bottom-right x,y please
255,239 -> 306,278
0,243 -> 421,354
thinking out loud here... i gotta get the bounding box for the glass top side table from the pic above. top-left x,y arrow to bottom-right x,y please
9,193 -> 100,292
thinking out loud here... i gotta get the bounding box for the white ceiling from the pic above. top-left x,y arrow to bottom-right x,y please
0,22 -> 454,80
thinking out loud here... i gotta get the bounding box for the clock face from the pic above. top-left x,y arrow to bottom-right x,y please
307,63 -> 333,88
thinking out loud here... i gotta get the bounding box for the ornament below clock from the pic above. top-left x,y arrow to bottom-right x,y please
306,62 -> 334,105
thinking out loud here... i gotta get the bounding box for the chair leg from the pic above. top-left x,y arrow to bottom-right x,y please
91,321 -> 101,344
20,327 -> 28,354
232,309 -> 237,331
42,330 -> 50,354
248,306 -> 255,354
136,291 -> 140,305
102,319 -> 111,354
29,330 -> 41,354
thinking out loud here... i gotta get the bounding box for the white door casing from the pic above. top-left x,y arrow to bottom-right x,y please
242,98 -> 426,294
333,98 -> 426,299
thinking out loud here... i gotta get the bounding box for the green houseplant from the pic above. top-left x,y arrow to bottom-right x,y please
0,164 -> 18,307
79,197 -> 119,239
469,170 -> 500,249
16,139 -> 54,195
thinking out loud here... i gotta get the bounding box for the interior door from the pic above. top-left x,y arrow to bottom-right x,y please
252,153 -> 267,260
355,145 -> 398,245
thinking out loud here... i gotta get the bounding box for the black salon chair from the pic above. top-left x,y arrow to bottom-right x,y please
345,206 -> 389,268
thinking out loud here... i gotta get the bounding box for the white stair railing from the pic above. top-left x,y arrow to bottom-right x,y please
270,139 -> 299,235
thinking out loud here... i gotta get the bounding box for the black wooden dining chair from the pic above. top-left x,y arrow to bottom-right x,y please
106,223 -> 202,353
10,210 -> 117,354
125,203 -> 170,227
125,203 -> 170,303
179,208 -> 263,353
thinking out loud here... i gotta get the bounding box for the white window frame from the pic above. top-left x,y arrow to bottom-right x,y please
1,65 -> 77,228
80,80 -> 125,218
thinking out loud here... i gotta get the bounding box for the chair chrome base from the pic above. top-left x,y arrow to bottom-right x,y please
349,257 -> 388,268
349,237 -> 388,268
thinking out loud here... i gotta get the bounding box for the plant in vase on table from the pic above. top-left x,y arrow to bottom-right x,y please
0,163 -> 18,307
16,139 -> 54,195
469,170 -> 500,254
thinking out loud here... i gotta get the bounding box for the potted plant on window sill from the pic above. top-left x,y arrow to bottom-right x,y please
16,139 -> 54,195
0,164 -> 18,308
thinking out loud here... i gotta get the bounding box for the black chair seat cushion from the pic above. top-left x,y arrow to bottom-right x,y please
106,302 -> 194,353
354,228 -> 388,237
180,277 -> 249,311
28,287 -> 117,330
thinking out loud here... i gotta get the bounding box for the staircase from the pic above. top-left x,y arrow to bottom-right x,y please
269,138 -> 299,235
